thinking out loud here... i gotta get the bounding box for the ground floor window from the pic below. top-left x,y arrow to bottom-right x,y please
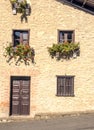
10,76 -> 30,115
57,75 -> 74,96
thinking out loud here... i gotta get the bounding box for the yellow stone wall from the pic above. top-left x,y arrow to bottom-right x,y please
0,0 -> 94,117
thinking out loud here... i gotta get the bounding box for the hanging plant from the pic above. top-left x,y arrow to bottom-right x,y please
4,43 -> 35,65
47,42 -> 80,60
10,0 -> 31,22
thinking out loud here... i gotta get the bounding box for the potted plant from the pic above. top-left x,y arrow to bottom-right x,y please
10,0 -> 31,22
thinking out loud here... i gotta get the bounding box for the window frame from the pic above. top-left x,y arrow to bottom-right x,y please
12,29 -> 30,47
58,30 -> 75,43
56,75 -> 75,97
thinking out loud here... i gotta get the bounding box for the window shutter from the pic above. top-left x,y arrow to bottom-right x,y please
20,33 -> 23,44
60,77 -> 65,95
65,77 -> 74,96
57,77 -> 61,95
72,32 -> 74,42
65,77 -> 70,95
71,77 -> 74,95
57,77 -> 65,96
22,31 -> 29,45
59,31 -> 63,43
64,33 -> 68,42
12,31 -> 14,46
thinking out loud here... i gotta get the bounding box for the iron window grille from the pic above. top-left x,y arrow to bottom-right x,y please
57,75 -> 74,96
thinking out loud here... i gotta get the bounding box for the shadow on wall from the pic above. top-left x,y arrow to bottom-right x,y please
56,0 -> 65,4
55,0 -> 94,15
55,0 -> 81,11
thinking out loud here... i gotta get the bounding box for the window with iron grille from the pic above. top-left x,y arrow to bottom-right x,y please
13,30 -> 30,47
58,30 -> 75,43
57,76 -> 74,96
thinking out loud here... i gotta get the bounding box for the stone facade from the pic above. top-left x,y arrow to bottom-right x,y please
0,0 -> 94,118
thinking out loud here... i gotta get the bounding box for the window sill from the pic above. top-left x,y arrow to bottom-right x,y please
56,94 -> 75,97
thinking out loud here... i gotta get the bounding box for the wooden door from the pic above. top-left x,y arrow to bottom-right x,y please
10,76 -> 30,115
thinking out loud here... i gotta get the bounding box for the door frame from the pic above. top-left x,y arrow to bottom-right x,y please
10,76 -> 31,116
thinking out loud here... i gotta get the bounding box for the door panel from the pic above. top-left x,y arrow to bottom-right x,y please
20,80 -> 30,115
10,77 -> 30,115
12,80 -> 20,115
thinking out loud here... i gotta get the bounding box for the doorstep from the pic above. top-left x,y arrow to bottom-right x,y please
34,110 -> 94,120
1,110 -> 94,123
0,116 -> 34,123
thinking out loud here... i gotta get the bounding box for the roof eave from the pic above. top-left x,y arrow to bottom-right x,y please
62,0 -> 94,15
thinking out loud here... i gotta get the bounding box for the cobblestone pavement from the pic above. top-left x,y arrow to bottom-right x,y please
0,114 -> 94,130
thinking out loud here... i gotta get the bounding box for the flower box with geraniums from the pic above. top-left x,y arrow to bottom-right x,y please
47,42 -> 80,60
4,43 -> 35,65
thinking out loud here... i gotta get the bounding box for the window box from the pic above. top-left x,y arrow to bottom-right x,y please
48,42 -> 80,60
4,44 -> 35,65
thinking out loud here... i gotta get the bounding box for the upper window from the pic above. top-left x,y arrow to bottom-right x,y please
57,76 -> 74,96
58,30 -> 74,43
13,30 -> 29,47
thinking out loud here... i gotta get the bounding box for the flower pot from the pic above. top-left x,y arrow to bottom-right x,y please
73,52 -> 77,58
18,0 -> 24,3
26,8 -> 30,15
25,4 -> 30,15
12,8 -> 17,15
56,52 -> 60,60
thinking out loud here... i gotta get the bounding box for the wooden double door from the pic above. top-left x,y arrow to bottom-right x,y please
10,76 -> 30,115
